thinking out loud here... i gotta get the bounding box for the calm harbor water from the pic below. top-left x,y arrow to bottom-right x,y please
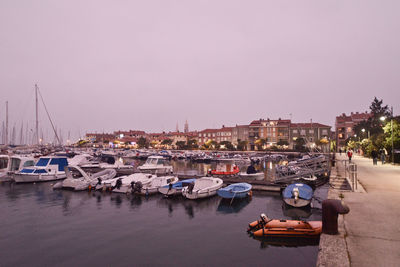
0,162 -> 327,267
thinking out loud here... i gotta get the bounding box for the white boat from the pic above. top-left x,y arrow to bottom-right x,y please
133,175 -> 179,195
138,156 -> 173,175
13,156 -> 69,183
108,173 -> 155,193
53,166 -> 117,191
182,177 -> 223,200
0,155 -> 10,181
2,155 -> 36,182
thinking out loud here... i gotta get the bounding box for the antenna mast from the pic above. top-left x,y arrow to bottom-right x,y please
5,101 -> 8,145
35,84 -> 39,145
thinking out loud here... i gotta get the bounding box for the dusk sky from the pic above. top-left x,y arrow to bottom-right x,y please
1,0 -> 399,142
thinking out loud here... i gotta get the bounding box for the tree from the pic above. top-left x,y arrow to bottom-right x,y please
175,141 -> 186,150
137,137 -> 148,148
383,118 -> 400,163
187,139 -> 198,150
255,138 -> 266,151
161,139 -> 173,146
220,141 -> 235,151
237,140 -> 248,151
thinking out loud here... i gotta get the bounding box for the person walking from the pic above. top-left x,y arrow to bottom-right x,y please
380,148 -> 387,165
371,150 -> 378,165
347,150 -> 353,162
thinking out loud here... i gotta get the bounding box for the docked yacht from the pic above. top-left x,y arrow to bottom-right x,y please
138,156 -> 173,175
2,156 -> 36,182
13,156 -> 69,183
0,155 -> 10,181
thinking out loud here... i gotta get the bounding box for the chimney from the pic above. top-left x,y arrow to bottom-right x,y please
351,112 -> 353,115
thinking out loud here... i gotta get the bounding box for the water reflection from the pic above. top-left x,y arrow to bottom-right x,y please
217,197 -> 251,214
252,236 -> 320,249
157,196 -> 220,219
282,204 -> 312,219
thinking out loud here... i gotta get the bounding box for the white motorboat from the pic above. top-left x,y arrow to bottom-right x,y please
133,175 -> 179,195
108,173 -> 155,193
2,155 -> 36,182
158,178 -> 196,196
53,166 -> 117,191
138,156 -> 173,175
0,155 -> 10,182
181,177 -> 223,200
13,156 -> 69,183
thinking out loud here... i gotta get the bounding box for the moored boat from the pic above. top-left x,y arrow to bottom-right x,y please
158,178 -> 196,196
217,183 -> 252,199
138,156 -> 173,175
282,183 -> 313,207
248,213 -> 322,238
13,156 -> 69,183
133,175 -> 179,195
53,166 -> 116,191
181,177 -> 223,200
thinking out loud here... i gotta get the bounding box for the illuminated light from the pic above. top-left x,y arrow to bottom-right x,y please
380,116 -> 386,121
361,129 -> 365,132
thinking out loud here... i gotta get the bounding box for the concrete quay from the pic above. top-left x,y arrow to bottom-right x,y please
317,154 -> 400,267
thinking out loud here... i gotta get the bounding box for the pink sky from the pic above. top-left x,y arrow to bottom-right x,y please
1,0 -> 399,142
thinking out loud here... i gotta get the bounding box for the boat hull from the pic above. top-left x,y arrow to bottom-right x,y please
13,173 -> 66,183
217,183 -> 252,199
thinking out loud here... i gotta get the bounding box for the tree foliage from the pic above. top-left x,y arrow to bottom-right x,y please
137,137 -> 148,148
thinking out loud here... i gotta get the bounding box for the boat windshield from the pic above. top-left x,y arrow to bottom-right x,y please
36,158 -> 50,167
23,160 -> 35,167
146,158 -> 159,165
0,158 -> 9,169
10,158 -> 21,171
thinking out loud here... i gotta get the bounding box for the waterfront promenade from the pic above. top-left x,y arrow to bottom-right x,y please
318,154 -> 400,267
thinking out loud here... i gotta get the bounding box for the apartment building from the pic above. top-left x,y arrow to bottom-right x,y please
335,112 -> 371,151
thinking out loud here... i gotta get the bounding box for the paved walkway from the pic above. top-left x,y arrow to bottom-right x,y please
319,154 -> 400,267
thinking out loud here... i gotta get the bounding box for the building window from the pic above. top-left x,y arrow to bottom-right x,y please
347,127 -> 352,133
300,130 -> 306,135
309,130 -> 314,134
322,129 -> 328,135
293,129 -> 298,134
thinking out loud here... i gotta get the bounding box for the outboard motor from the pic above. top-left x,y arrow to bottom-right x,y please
322,199 -> 350,235
97,178 -> 102,185
168,183 -> 173,190
114,178 -> 122,190
188,182 -> 195,194
131,181 -> 135,193
134,181 -> 143,193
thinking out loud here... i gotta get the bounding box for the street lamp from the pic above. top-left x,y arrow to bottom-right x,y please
361,128 -> 370,139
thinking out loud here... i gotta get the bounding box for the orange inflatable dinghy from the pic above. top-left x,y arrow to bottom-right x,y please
248,213 -> 322,238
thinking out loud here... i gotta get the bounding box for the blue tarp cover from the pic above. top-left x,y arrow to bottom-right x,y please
282,183 -> 313,200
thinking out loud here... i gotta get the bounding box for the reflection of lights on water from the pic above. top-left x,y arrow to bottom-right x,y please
269,162 -> 273,169
263,161 -> 266,169
118,157 -> 123,163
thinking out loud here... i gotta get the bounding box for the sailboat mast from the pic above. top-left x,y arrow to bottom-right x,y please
5,101 -> 8,145
35,84 -> 39,145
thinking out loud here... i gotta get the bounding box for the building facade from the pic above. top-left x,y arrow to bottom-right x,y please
335,112 -> 371,151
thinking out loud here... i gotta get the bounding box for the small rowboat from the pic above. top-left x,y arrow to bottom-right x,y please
182,177 -> 223,200
247,214 -> 322,238
282,183 -> 313,208
217,183 -> 252,199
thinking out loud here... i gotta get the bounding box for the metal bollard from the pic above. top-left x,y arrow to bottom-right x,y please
322,199 -> 350,235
